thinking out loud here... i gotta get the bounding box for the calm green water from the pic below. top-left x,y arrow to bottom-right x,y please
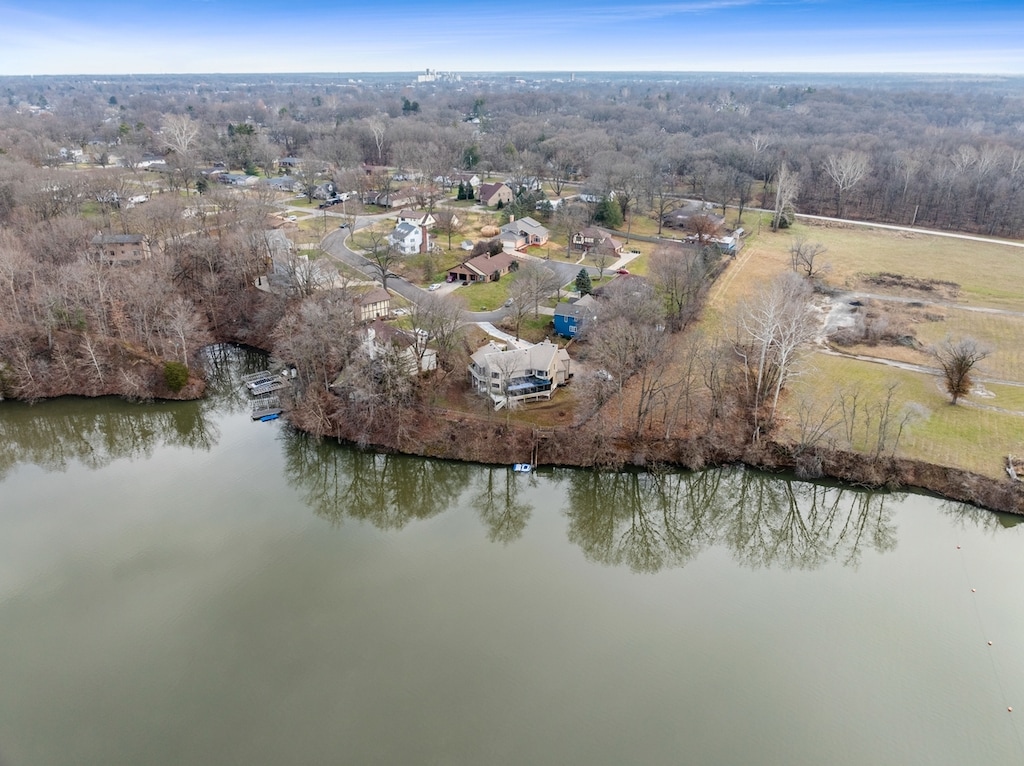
2,347 -> 1023,765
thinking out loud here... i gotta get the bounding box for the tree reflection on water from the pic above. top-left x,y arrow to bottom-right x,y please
469,466 -> 533,544
0,345 -> 270,479
282,430 -> 473,529
0,397 -> 218,479
562,467 -> 900,573
284,425 -> 913,574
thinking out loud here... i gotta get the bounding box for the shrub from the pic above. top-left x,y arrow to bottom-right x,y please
164,361 -> 189,392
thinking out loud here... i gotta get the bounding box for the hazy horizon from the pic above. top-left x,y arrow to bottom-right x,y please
1,0 -> 1021,78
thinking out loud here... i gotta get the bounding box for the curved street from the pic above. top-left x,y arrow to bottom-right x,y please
315,210 -> 625,324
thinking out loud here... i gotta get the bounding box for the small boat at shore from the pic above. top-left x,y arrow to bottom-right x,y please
513,463 -> 532,473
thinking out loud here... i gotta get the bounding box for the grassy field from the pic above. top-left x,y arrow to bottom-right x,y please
711,218 -> 1024,480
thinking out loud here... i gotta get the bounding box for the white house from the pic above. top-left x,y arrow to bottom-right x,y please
468,340 -> 572,410
361,320 -> 436,375
388,222 -> 428,255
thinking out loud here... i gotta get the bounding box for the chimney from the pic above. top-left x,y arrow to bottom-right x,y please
509,214 -> 514,223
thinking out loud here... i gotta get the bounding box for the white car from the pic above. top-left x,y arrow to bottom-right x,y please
428,283 -> 442,291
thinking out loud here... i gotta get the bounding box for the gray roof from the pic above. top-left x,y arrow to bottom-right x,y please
92,234 -> 144,245
554,294 -> 597,319
500,216 -> 548,238
391,221 -> 419,239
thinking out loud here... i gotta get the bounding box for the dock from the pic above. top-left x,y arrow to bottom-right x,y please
251,394 -> 283,421
242,370 -> 287,396
245,371 -> 287,421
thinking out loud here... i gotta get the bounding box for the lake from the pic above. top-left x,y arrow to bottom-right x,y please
1,346 -> 1023,765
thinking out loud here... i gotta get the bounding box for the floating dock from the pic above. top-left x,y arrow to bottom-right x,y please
242,370 -> 287,396
251,394 -> 283,421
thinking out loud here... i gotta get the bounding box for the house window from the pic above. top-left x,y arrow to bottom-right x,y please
491,371 -> 499,379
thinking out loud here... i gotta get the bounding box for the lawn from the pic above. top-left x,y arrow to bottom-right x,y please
776,220 -> 1024,309
712,221 -> 1024,480
457,279 -> 508,311
780,354 -> 1024,478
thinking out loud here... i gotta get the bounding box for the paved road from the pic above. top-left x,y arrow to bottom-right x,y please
319,217 -> 618,324
794,212 -> 1024,249
313,196 -> 649,333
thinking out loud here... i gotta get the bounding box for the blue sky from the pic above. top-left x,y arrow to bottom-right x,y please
0,0 -> 1021,76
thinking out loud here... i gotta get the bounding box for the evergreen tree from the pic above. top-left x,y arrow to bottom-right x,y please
595,197 -> 623,228
576,269 -> 593,295
457,181 -> 466,200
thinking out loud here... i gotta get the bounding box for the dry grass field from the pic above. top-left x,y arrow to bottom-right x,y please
711,216 -> 1024,479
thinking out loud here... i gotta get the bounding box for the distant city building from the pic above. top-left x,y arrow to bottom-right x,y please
416,68 -> 461,83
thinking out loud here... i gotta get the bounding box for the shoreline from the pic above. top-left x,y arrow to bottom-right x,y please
5,334 -> 1022,516
284,396 -> 1024,517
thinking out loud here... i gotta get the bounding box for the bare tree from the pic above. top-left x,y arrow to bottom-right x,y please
293,161 -> 324,204
824,150 -> 869,218
772,163 -> 799,232
272,292 -> 358,394
554,203 -> 588,260
515,261 -> 563,317
503,282 -> 533,340
649,244 -> 711,332
733,271 -> 819,439
408,292 -> 465,369
687,213 -> 720,244
367,116 -> 388,165
435,210 -> 464,251
161,114 -> 201,194
363,226 -> 402,293
650,162 -> 678,236
789,238 -> 830,279
731,169 -> 755,225
586,277 -> 668,431
932,336 -> 990,404
161,296 -> 206,366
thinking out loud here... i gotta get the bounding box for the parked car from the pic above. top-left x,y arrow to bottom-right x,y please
616,268 -> 630,275
428,283 -> 442,291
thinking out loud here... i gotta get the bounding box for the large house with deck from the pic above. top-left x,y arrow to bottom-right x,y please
468,340 -> 572,409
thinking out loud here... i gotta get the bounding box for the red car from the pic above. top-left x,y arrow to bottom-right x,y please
616,268 -> 630,275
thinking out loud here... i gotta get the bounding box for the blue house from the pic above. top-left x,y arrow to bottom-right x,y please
553,295 -> 597,338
